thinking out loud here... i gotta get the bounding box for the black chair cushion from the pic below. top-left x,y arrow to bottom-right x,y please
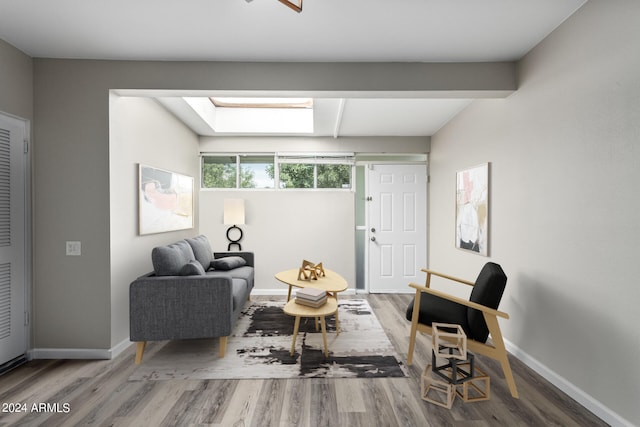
467,262 -> 507,342
406,293 -> 470,336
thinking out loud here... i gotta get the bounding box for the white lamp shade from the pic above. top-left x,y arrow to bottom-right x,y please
224,199 -> 245,225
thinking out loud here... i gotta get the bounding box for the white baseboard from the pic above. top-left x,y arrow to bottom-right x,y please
29,338 -> 134,361
504,339 -> 634,427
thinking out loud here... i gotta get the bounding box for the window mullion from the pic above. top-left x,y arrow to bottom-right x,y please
236,155 -> 240,189
313,164 -> 317,188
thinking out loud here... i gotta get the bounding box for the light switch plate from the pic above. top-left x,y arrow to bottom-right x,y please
66,241 -> 81,256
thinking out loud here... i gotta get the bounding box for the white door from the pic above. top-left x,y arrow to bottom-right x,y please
0,113 -> 28,366
368,164 -> 427,293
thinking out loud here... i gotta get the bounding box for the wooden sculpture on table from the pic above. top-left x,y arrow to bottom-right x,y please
298,259 -> 326,281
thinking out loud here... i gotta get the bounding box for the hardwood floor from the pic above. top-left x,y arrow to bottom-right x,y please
0,294 -> 607,427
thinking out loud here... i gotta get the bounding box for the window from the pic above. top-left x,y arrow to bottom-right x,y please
201,153 -> 353,190
277,155 -> 354,189
202,155 -> 236,188
240,155 -> 275,189
202,155 -> 274,189
317,164 -> 352,189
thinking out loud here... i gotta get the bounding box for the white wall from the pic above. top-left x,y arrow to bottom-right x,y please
109,96 -> 200,348
199,135 -> 430,293
200,190 -> 355,292
428,1 -> 640,425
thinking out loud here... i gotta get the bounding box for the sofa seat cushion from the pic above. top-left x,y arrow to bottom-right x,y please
152,240 -> 196,276
231,278 -> 248,311
186,235 -> 214,271
224,266 -> 254,285
206,266 -> 253,287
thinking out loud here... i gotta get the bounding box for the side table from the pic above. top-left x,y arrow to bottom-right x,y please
283,297 -> 338,357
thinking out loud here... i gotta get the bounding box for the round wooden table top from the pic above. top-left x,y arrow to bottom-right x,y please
283,297 -> 338,318
275,268 -> 348,293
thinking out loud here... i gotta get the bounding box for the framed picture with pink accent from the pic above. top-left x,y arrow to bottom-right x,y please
138,164 -> 194,235
455,163 -> 489,256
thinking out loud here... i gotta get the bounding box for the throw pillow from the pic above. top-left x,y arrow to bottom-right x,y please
180,260 -> 206,276
211,256 -> 247,271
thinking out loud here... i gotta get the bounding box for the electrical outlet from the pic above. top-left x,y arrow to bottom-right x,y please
66,241 -> 82,256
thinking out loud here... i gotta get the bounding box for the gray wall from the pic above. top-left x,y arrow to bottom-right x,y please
428,1 -> 639,425
0,39 -> 32,120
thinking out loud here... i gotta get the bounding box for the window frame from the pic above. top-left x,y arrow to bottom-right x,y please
200,152 -> 355,191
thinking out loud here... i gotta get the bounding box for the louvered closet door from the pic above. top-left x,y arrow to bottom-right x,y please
0,113 -> 27,366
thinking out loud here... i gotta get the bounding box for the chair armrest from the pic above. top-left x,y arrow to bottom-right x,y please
130,274 -> 235,341
409,282 -> 509,319
420,268 -> 475,286
214,252 -> 254,268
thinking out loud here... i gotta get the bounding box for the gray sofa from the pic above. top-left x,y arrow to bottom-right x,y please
129,235 -> 254,364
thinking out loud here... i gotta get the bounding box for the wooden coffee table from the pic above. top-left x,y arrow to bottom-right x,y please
275,268 -> 348,301
275,268 -> 348,333
283,297 -> 338,357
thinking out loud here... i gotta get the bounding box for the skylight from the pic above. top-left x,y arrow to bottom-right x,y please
183,97 -> 314,134
210,97 -> 313,109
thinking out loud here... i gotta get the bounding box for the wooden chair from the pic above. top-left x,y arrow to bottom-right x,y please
406,262 -> 518,399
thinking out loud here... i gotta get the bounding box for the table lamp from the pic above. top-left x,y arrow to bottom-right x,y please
224,199 -> 245,251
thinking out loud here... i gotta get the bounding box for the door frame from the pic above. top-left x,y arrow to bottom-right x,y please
357,159 -> 428,294
0,111 -> 31,367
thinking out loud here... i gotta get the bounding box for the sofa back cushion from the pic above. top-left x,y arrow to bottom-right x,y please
152,240 -> 196,276
186,235 -> 214,271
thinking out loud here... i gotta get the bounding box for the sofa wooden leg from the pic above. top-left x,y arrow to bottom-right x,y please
135,341 -> 146,365
219,336 -> 228,358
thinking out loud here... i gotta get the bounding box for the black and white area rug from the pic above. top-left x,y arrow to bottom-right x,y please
130,299 -> 408,380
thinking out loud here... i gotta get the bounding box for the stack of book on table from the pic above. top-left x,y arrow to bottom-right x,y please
295,287 -> 328,308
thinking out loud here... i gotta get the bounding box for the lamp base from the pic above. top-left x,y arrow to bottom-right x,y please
226,225 -> 243,251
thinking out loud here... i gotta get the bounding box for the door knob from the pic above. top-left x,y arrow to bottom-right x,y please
370,236 -> 376,242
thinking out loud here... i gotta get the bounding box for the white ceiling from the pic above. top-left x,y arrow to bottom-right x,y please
0,0 -> 587,137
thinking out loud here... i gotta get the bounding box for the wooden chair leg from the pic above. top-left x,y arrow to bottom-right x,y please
219,336 -> 228,358
135,341 -> 146,365
484,314 -> 519,399
407,290 -> 421,365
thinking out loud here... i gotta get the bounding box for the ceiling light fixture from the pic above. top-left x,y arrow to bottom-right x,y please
278,0 -> 302,13
245,0 -> 302,13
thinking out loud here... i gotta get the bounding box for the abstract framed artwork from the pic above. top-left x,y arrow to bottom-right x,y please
138,164 -> 194,235
455,163 -> 489,256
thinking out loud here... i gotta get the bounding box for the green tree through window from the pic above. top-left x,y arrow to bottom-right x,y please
203,155 -> 352,189
318,164 -> 351,188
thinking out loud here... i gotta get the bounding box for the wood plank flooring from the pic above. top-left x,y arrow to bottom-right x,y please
0,294 -> 607,427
